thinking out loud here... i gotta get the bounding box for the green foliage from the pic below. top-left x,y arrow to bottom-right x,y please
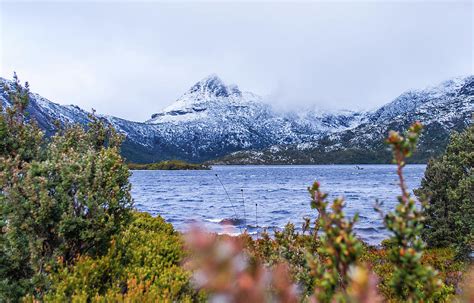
415,123 -> 473,258
360,245 -> 461,302
0,74 -> 44,301
128,159 -> 210,170
382,122 -> 442,302
43,212 -> 199,302
0,73 -> 42,162
243,223 -> 319,296
308,181 -> 363,302
0,75 -> 133,300
241,231 -> 466,302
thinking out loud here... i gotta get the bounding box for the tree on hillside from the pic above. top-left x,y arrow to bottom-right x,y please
415,123 -> 473,258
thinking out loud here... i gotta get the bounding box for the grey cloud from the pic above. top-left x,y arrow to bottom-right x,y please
0,1 -> 472,121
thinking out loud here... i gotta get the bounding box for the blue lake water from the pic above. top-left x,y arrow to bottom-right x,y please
130,164 -> 426,245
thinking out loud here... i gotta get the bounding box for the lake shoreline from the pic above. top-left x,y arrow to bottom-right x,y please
130,164 -> 426,246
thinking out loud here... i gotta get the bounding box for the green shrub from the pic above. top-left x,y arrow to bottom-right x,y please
43,212 -> 199,302
0,74 -> 133,300
382,122 -> 442,302
308,181 -> 363,302
242,223 -> 318,297
415,123 -> 473,258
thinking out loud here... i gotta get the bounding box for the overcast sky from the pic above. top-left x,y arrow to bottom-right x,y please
1,1 -> 472,121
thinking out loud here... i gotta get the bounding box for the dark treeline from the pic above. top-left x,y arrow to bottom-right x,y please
127,159 -> 210,170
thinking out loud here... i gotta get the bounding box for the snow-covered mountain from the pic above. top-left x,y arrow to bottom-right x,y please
334,76 -> 473,151
1,74 -> 472,163
146,74 -> 363,132
108,75 -> 365,162
215,76 -> 474,164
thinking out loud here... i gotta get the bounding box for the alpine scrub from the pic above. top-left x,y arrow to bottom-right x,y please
0,75 -> 133,301
382,122 -> 444,302
43,212 -> 199,302
415,123 -> 473,259
308,182 -> 363,302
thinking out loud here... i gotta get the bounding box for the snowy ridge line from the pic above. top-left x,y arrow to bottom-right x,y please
0,74 -> 472,163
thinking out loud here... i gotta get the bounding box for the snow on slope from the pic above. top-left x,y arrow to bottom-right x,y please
215,75 -> 473,164
1,74 -> 472,163
370,76 -> 471,124
0,78 -> 91,134
143,75 -> 362,151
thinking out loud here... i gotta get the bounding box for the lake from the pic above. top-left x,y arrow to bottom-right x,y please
130,164 -> 426,245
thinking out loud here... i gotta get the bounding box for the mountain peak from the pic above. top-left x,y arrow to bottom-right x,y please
201,73 -> 223,84
188,74 -> 241,98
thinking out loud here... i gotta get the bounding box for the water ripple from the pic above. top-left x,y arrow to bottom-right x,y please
130,164 -> 425,245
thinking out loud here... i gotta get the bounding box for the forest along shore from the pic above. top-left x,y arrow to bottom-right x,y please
127,160 -> 211,170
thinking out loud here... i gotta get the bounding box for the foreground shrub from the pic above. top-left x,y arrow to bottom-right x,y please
361,245 -> 465,301
382,122 -> 443,302
415,123 -> 473,258
240,222 -> 318,297
43,212 -> 198,302
308,181 -> 363,302
185,228 -> 299,303
0,74 -> 133,300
